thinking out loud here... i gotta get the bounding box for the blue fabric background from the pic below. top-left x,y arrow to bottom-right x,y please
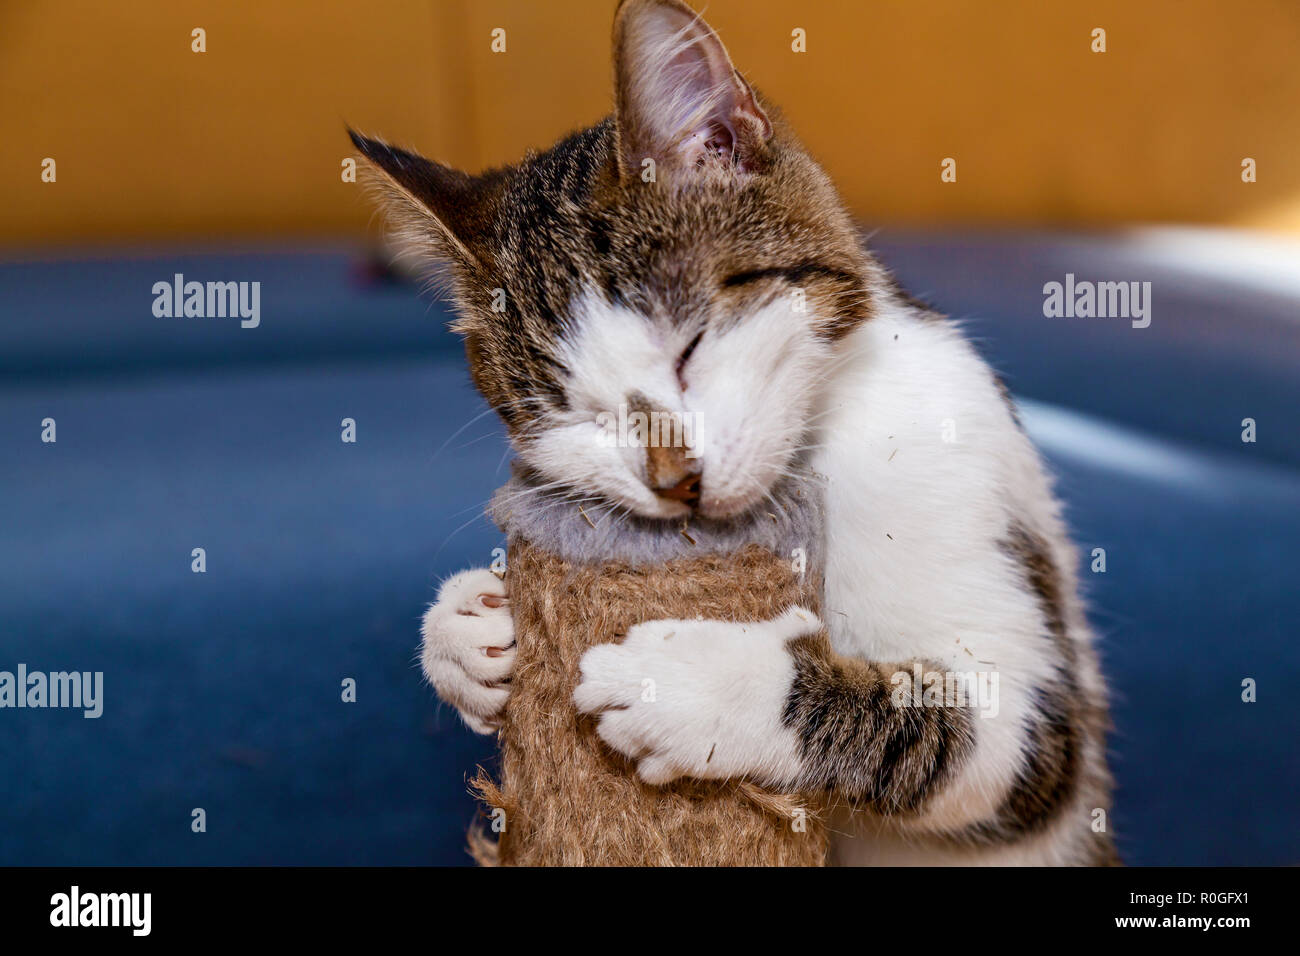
1,236 -> 1295,865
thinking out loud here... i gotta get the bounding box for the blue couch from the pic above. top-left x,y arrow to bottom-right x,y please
2,232 -> 1296,864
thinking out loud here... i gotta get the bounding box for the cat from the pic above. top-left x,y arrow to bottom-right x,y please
356,0 -> 1116,866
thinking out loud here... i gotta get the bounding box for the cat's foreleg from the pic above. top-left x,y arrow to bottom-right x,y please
420,568 -> 516,734
574,609 -> 1060,836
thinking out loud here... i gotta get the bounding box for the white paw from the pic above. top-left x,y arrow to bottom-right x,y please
573,606 -> 821,786
420,568 -> 515,734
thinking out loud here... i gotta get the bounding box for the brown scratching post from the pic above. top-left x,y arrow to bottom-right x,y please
470,474 -> 829,866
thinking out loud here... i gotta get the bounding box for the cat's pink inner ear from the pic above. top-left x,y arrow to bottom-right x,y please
614,0 -> 772,175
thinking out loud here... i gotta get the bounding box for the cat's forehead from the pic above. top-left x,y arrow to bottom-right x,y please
494,202 -> 765,331
493,149 -> 814,301
466,119 -> 867,351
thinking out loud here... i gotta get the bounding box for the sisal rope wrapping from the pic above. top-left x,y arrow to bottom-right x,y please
471,539 -> 827,866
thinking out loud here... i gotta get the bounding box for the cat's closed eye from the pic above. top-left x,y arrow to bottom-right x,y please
722,263 -> 859,288
675,330 -> 704,388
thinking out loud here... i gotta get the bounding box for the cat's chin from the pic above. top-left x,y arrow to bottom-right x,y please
696,496 -> 761,522
611,489 -> 693,522
625,492 -> 761,524
632,499 -> 694,521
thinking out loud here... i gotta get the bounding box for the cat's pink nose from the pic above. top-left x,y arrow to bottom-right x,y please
657,472 -> 701,506
646,444 -> 701,508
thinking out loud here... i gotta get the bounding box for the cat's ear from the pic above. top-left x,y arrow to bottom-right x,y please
612,0 -> 773,179
348,129 -> 500,270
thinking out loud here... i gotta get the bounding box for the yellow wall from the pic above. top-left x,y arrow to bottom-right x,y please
4,0 -> 1299,247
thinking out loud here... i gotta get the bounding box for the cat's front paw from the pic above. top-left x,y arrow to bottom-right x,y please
420,568 -> 515,734
573,607 -> 821,786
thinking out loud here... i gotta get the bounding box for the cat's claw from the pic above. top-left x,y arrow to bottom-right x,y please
420,568 -> 516,734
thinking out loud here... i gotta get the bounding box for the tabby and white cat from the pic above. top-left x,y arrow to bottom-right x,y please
356,0 -> 1116,865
